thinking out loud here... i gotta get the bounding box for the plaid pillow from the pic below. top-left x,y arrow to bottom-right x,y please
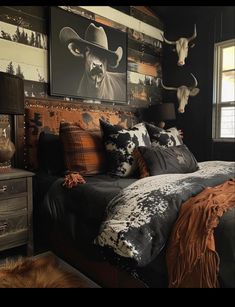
132,148 -> 150,178
59,122 -> 106,175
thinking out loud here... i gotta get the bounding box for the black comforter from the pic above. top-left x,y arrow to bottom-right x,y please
41,174 -> 136,243
96,161 -> 235,264
41,161 -> 235,287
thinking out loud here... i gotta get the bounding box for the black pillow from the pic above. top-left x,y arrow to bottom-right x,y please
38,132 -> 65,175
137,144 -> 199,176
145,122 -> 183,147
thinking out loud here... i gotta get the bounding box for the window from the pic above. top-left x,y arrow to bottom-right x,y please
213,39 -> 235,140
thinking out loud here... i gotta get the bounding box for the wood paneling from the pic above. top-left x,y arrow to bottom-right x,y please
0,6 -> 163,109
130,6 -> 163,30
94,15 -> 127,32
128,49 -> 162,77
127,27 -> 163,106
0,6 -> 47,33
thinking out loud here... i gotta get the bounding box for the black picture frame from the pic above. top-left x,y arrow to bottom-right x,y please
49,6 -> 127,103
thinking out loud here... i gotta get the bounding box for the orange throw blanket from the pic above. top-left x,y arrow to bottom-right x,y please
166,179 -> 235,288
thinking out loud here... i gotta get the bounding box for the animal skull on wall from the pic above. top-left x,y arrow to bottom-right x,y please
161,73 -> 200,113
162,24 -> 197,66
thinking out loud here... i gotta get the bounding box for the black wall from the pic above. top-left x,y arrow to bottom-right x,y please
153,6 -> 235,162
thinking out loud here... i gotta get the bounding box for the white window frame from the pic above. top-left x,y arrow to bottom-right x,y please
212,39 -> 235,141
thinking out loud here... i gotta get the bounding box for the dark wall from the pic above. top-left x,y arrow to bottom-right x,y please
154,6 -> 235,162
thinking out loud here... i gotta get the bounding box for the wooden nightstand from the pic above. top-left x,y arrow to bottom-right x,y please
0,168 -> 34,255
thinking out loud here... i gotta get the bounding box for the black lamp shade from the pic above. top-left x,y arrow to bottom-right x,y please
0,72 -> 24,115
155,103 -> 176,120
146,103 -> 176,122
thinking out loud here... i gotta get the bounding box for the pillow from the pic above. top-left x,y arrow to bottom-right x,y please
59,122 -> 106,175
132,148 -> 150,178
145,122 -> 183,148
38,132 -> 65,175
100,119 -> 151,177
137,144 -> 199,176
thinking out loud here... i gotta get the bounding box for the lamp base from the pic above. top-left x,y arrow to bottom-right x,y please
0,135 -> 15,171
0,162 -> 12,172
158,121 -> 166,129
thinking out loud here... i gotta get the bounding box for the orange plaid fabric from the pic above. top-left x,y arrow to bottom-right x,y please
132,148 -> 150,178
60,122 -> 106,175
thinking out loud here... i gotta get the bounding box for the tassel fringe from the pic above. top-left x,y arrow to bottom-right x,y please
63,172 -> 86,188
167,179 -> 235,288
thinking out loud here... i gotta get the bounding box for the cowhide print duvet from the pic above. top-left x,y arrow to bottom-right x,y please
95,161 -> 235,267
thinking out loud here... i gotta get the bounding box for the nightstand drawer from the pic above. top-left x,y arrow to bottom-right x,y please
0,230 -> 28,251
0,178 -> 27,199
0,169 -> 34,255
0,211 -> 28,236
0,197 -> 27,213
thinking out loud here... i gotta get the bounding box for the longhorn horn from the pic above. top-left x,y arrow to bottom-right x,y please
161,32 -> 176,45
161,79 -> 177,91
190,73 -> 198,88
188,24 -> 197,42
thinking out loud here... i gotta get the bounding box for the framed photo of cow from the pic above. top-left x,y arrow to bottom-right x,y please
49,6 -> 127,103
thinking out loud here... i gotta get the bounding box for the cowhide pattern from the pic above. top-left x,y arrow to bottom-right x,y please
152,127 -> 182,148
145,123 -> 183,148
100,119 -> 151,177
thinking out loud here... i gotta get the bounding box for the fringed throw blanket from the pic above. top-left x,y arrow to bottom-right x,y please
96,161 -> 235,267
166,179 -> 235,288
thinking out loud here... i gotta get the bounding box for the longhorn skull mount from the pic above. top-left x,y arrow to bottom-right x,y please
161,24 -> 197,66
161,73 -> 200,114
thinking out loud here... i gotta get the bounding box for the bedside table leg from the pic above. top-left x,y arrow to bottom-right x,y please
27,177 -> 34,256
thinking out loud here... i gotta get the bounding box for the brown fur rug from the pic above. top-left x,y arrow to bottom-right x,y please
0,254 -> 88,288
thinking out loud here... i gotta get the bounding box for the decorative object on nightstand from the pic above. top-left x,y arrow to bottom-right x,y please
0,72 -> 24,170
0,168 -> 34,255
147,103 -> 176,129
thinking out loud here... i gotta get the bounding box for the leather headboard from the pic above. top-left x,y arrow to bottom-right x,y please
24,99 -> 138,170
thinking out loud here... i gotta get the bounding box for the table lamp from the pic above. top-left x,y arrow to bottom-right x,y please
147,103 -> 176,128
0,72 -> 24,169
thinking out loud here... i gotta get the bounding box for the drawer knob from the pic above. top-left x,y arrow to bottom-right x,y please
0,185 -> 7,193
0,221 -> 8,234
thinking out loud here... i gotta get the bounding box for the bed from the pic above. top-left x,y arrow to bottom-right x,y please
24,99 -> 235,288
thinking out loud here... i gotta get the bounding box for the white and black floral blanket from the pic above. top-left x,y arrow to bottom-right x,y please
95,161 -> 235,266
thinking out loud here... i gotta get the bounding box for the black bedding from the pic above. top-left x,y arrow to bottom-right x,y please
38,161 -> 235,287
38,174 -> 137,246
96,161 -> 235,266
33,172 -> 60,247
67,174 -> 137,222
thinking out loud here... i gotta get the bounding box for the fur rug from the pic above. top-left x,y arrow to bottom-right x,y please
0,254 -> 88,288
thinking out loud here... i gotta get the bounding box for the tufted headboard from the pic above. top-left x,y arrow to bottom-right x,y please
23,98 -> 138,170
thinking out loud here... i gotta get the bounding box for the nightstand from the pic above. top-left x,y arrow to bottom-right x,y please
0,168 -> 34,255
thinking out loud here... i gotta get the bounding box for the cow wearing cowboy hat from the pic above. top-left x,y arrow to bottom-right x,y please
60,23 -> 126,101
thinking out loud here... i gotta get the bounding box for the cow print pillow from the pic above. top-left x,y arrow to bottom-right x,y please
145,122 -> 183,148
100,119 -> 151,177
